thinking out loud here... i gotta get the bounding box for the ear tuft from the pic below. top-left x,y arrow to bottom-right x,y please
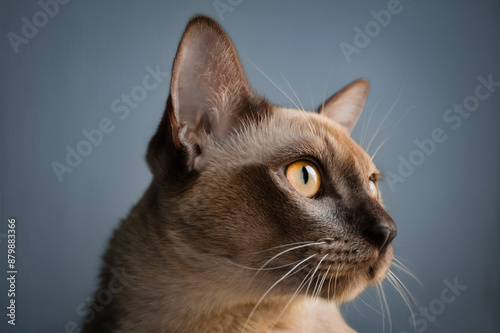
319,79 -> 370,134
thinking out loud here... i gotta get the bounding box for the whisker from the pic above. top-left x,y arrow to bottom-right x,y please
137,234 -> 170,254
366,76 -> 408,153
244,242 -> 324,292
300,255 -> 329,333
246,59 -> 301,110
320,59 -> 336,114
249,241 -> 320,255
375,284 -> 385,333
359,107 -> 368,146
379,283 -> 393,333
357,290 -> 385,318
281,74 -> 306,112
242,254 -> 316,333
254,242 -> 325,274
315,263 -> 331,299
360,95 -> 384,149
224,258 -> 303,271
305,254 -> 327,298
392,104 -> 415,129
387,270 -> 417,331
370,104 -> 415,161
308,83 -> 315,111
270,265 -> 316,330
388,270 -> 418,307
311,254 -> 329,299
382,283 -> 393,333
333,264 -> 342,297
304,82 -> 320,135
370,134 -> 393,161
392,256 -> 423,287
283,77 -> 320,140
327,265 -> 333,302
391,262 -> 422,288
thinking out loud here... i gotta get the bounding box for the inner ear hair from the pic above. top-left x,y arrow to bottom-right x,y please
170,16 -> 253,157
319,79 -> 370,134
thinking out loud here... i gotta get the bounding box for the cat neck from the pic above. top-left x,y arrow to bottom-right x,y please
107,183 -> 354,333
121,190 -> 296,332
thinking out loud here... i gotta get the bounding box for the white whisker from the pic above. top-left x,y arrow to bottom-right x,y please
255,242 -> 325,273
281,74 -> 306,112
270,265 -> 316,330
375,284 -> 385,332
225,258 -> 303,271
379,282 -> 392,333
366,77 -> 408,153
242,254 -> 316,333
333,264 -> 342,297
382,283 -> 392,333
392,256 -> 423,287
311,254 -> 329,299
308,83 -> 315,111
246,59 -> 301,110
320,60 -> 336,113
327,265 -> 333,302
315,263 -> 331,299
370,134 -> 393,161
370,104 -> 415,161
305,254 -> 327,298
386,270 -> 418,331
250,241 -> 320,255
357,290 -> 385,317
388,270 -> 418,307
361,95 -> 384,148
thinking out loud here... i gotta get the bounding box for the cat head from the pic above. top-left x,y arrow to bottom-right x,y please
147,15 -> 396,303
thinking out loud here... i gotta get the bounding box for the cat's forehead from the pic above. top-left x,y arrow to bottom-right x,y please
274,107 -> 376,172
212,106 -> 377,176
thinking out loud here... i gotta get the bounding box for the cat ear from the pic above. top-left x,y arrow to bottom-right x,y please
147,15 -> 256,176
318,79 -> 370,134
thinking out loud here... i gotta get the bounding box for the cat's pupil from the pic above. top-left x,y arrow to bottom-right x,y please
302,166 -> 309,184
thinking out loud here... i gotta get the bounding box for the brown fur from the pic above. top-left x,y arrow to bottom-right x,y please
82,15 -> 396,333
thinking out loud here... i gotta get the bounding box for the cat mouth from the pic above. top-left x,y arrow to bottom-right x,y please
311,242 -> 394,279
367,244 -> 393,282
292,244 -> 394,301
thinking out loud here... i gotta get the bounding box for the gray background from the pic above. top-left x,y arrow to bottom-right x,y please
1,0 -> 499,332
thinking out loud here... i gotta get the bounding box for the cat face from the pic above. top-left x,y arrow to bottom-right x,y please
147,16 -> 396,304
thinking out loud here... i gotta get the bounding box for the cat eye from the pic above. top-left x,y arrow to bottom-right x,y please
285,161 -> 321,198
369,180 -> 378,199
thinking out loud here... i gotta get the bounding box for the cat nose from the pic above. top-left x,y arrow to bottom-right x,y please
369,221 -> 397,254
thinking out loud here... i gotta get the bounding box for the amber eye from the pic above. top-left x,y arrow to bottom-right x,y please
369,180 -> 378,199
285,161 -> 321,198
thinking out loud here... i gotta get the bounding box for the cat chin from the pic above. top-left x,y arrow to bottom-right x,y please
319,245 -> 394,302
367,244 -> 394,284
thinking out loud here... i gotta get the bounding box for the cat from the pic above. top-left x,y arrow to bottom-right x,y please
82,15 -> 396,333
